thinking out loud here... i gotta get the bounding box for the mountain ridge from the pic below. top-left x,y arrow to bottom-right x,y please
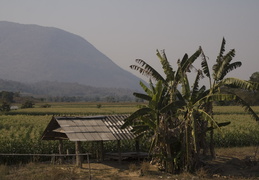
0,21 -> 142,90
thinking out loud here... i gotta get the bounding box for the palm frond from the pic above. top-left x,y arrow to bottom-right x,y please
131,59 -> 165,82
234,95 -> 259,121
195,86 -> 209,103
181,73 -> 190,99
181,47 -> 202,73
219,61 -> 242,80
156,50 -> 174,82
139,81 -> 152,95
197,109 -> 223,134
206,121 -> 231,131
191,70 -> 203,102
180,53 -> 188,68
121,107 -> 153,128
249,81 -> 259,90
213,38 -> 227,81
219,78 -> 255,91
215,49 -> 236,80
195,93 -> 237,106
133,92 -> 151,101
217,37 -> 226,61
141,116 -> 157,129
174,47 -> 201,87
201,48 -> 211,80
152,80 -> 164,104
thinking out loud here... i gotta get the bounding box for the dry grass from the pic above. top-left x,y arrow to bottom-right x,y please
1,151 -> 258,180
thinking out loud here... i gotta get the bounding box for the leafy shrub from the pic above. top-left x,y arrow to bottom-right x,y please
40,104 -> 51,108
21,100 -> 34,109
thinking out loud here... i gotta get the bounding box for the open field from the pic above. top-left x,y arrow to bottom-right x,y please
0,103 -> 258,179
8,102 -> 141,115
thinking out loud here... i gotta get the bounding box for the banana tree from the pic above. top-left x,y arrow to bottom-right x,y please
200,38 -> 259,158
123,48 -> 204,173
122,80 -> 178,172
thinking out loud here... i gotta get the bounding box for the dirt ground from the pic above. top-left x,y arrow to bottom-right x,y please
86,146 -> 259,180
2,146 -> 259,180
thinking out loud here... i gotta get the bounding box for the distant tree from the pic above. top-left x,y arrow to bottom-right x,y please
250,72 -> 259,83
21,100 -> 35,109
106,96 -> 115,102
0,101 -> 11,112
0,91 -> 15,103
40,104 -> 51,108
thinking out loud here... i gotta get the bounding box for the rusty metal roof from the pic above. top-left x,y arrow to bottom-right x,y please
41,115 -> 134,141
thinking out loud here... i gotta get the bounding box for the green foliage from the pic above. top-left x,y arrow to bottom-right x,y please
0,91 -> 15,104
40,104 -> 51,108
250,72 -> 259,83
125,38 -> 259,173
0,105 -> 258,165
0,101 -> 10,113
21,100 -> 35,109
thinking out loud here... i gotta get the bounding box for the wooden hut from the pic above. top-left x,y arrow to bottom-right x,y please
41,115 -> 137,167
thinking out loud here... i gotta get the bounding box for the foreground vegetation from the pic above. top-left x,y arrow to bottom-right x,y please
0,103 -> 258,164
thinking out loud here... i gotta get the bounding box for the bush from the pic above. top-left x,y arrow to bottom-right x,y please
40,104 -> 51,108
0,101 -> 10,112
21,100 -> 34,109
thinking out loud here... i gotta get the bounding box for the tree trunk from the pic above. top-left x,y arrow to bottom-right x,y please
209,123 -> 216,159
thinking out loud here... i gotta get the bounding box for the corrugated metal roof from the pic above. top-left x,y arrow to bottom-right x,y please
41,115 -> 134,142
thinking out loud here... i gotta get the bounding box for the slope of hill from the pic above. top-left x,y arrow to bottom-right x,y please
0,79 -> 136,101
0,21 -> 142,90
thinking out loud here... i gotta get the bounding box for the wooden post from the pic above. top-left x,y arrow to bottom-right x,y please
58,140 -> 64,164
135,140 -> 140,162
75,141 -> 82,168
117,140 -> 122,164
100,141 -> 104,162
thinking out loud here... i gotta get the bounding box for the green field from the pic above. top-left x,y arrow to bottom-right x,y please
8,102 -> 141,115
0,103 -> 259,163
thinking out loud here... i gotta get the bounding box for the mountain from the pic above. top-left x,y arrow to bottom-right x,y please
0,21 -> 142,90
0,78 -> 136,102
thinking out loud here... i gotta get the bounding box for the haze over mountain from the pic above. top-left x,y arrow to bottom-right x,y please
0,21 -> 143,91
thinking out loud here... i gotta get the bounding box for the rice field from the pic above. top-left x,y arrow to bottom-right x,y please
0,103 -> 258,163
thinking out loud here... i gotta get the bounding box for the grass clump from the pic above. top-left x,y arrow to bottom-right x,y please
128,163 -> 138,172
140,161 -> 151,175
0,164 -> 9,180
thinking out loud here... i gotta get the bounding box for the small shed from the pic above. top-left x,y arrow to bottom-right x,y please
41,115 -> 137,166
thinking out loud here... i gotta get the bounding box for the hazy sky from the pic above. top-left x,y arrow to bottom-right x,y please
1,0 -> 259,83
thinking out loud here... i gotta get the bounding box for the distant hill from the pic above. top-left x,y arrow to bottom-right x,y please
0,21 -> 143,90
0,79 -> 136,101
